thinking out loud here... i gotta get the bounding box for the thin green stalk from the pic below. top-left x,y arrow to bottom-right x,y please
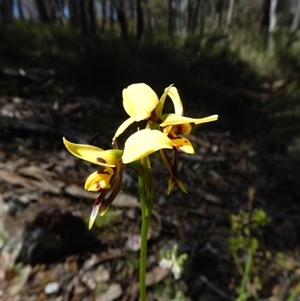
138,157 -> 154,301
237,248 -> 253,301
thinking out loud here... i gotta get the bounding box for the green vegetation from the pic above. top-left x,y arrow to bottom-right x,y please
230,208 -> 271,300
230,205 -> 300,301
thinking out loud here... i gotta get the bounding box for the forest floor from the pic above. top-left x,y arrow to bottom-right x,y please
1,80 -> 300,301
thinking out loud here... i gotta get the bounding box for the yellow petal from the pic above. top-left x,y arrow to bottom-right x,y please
160,114 -> 219,127
113,117 -> 135,140
156,85 -> 184,117
168,132 -> 195,154
122,129 -> 173,163
123,83 -> 159,121
155,84 -> 173,117
63,137 -> 122,167
84,168 -> 114,191
166,87 -> 184,116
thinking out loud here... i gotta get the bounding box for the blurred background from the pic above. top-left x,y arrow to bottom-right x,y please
1,0 -> 300,300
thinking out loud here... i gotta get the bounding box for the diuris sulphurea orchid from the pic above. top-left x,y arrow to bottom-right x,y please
114,83 -> 218,194
63,83 -> 218,229
63,138 -> 124,229
63,83 -> 218,301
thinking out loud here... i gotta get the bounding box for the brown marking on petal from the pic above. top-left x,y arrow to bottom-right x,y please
149,110 -> 162,123
176,125 -> 183,132
190,122 -> 195,126
168,132 -> 177,139
169,135 -> 184,142
94,191 -> 108,205
94,196 -> 102,205
97,170 -> 111,175
97,157 -> 107,164
96,182 -> 101,189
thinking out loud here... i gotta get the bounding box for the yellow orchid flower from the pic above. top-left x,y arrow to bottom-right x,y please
63,137 -> 124,228
113,83 -> 218,194
63,132 -> 175,227
63,83 -> 219,226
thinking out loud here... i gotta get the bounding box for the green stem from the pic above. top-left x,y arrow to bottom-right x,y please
138,157 -> 154,301
237,248 -> 253,301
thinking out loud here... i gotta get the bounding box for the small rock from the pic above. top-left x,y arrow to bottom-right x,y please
82,264 -> 110,289
96,283 -> 122,301
126,208 -> 136,220
82,271 -> 97,290
125,234 -> 141,252
44,282 -> 60,294
94,265 -> 110,283
146,266 -> 170,285
83,254 -> 99,270
212,145 -> 218,153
